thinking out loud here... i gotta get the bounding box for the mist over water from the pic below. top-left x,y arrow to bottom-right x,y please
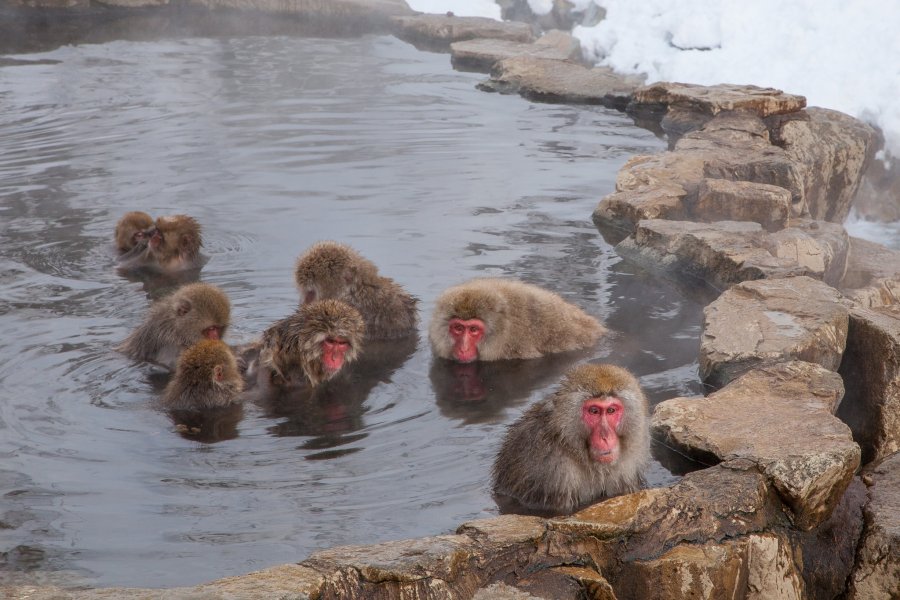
0,33 -> 707,588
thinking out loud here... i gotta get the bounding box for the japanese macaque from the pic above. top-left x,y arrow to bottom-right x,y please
117,214 -> 205,273
429,278 -> 605,363
162,340 -> 244,410
492,363 -> 650,514
114,211 -> 154,254
294,241 -> 418,339
254,299 -> 365,388
118,282 -> 231,370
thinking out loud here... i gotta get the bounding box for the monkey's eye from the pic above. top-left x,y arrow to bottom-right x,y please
450,324 -> 465,335
606,406 -> 617,415
587,405 -> 601,415
468,326 -> 480,334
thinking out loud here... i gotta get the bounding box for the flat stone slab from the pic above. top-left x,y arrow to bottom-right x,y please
700,276 -> 850,388
630,82 -> 807,118
451,29 -> 582,73
392,13 -> 535,51
615,218 -> 849,291
838,305 -> 900,464
653,362 -> 859,529
840,236 -> 900,309
847,451 -> 900,599
478,55 -> 643,109
692,178 -> 791,232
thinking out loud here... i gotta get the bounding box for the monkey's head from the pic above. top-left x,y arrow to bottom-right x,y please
284,299 -> 365,386
176,339 -> 242,392
433,284 -> 508,363
148,215 -> 202,264
294,241 -> 378,304
171,283 -> 231,343
115,211 -> 154,253
552,364 -> 648,466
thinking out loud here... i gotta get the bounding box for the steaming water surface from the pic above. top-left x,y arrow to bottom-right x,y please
0,34 -> 705,587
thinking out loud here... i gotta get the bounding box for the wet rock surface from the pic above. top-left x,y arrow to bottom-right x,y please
392,13 -> 535,51
450,29 -> 582,73
478,56 -> 643,109
699,276 -> 849,388
653,362 -> 859,529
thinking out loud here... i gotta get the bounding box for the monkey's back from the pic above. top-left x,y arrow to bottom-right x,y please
351,275 -> 418,340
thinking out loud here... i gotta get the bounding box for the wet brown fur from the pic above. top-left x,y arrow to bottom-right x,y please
114,211 -> 154,253
257,299 -> 365,387
147,214 -> 203,270
294,241 -> 418,339
492,363 -> 650,514
118,283 -> 231,370
428,278 -> 605,361
162,340 -> 243,410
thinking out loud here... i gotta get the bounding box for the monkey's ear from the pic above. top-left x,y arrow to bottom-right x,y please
213,364 -> 223,382
176,299 -> 192,317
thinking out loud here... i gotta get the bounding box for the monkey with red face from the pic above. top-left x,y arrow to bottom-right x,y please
252,299 -> 365,389
429,278 -> 605,363
492,363 -> 650,514
118,282 -> 231,371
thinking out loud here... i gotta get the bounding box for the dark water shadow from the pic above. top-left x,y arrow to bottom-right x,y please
167,404 -> 245,444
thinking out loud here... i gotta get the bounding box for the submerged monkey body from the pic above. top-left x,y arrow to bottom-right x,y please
115,213 -> 206,273
429,278 -> 605,362
492,364 -> 650,514
294,241 -> 418,340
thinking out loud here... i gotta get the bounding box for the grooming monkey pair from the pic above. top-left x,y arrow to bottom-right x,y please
117,215 -> 651,513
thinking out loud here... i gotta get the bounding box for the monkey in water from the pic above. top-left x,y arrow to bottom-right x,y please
254,299 -> 366,388
114,211 -> 154,254
118,282 -> 231,370
428,278 -> 605,363
294,241 -> 418,340
117,214 -> 206,273
492,363 -> 650,514
162,339 -> 244,410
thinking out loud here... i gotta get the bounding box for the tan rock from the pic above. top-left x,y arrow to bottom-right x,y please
620,534 -> 803,600
846,452 -> 900,600
653,362 -> 859,529
837,305 -> 900,464
392,13 -> 534,51
450,30 -> 582,73
478,56 -> 643,109
778,107 -> 877,223
615,219 -> 840,290
764,217 -> 849,285
840,236 -> 900,308
630,82 -> 807,118
692,178 -> 791,232
700,276 -> 849,388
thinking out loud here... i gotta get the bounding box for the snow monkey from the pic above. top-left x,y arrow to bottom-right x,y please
492,363 -> 650,514
114,211 -> 154,254
429,278 -> 605,363
294,241 -> 418,339
118,282 -> 231,370
162,340 -> 244,410
254,299 -> 366,388
117,214 -> 205,272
